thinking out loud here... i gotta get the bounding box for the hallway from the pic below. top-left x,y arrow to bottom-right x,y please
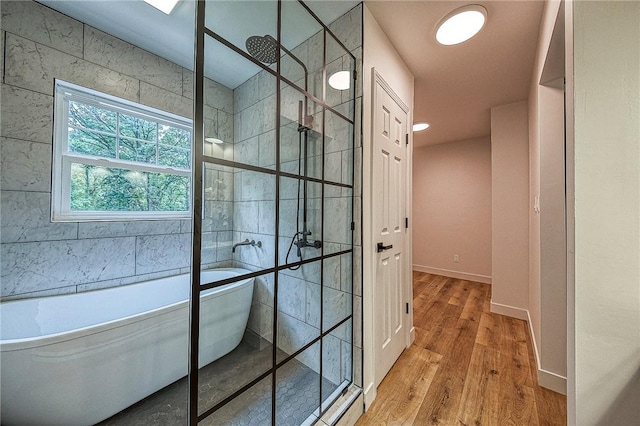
357,272 -> 566,425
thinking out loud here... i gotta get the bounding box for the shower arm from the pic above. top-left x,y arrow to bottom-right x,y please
279,43 -> 309,105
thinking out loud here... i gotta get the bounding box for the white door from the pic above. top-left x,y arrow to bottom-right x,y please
373,78 -> 408,387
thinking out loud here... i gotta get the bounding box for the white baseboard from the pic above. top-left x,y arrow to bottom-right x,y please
412,264 -> 492,284
363,382 -> 376,410
526,311 -> 567,395
538,368 -> 567,395
490,301 -> 529,320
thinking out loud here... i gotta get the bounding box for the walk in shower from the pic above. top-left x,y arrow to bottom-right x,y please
0,0 -> 362,424
189,1 -> 359,423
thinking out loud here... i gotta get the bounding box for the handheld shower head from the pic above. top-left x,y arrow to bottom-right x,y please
246,35 -> 278,64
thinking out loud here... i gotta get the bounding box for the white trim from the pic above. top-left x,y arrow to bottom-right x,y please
363,382 -> 376,410
413,264 -> 492,284
538,368 -> 567,395
526,311 -> 567,395
489,301 -> 529,320
52,79 -> 193,222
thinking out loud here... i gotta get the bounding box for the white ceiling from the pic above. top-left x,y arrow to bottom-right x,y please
365,0 -> 545,147
40,0 -> 543,144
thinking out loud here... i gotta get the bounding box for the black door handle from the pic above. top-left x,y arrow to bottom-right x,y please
377,242 -> 393,252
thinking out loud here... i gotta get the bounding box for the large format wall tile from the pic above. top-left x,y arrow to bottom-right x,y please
205,78 -> 234,114
216,231 -> 234,262
182,68 -> 194,99
0,84 -> 53,144
139,81 -> 193,119
1,237 -> 136,296
324,196 -> 350,245
247,301 -> 274,343
78,220 -> 182,239
77,267 -> 185,293
0,137 -> 52,191
234,201 -> 260,234
84,27 -> 183,96
328,4 -> 362,54
135,233 -> 191,275
4,33 -> 139,100
217,110 -> 234,144
1,191 -> 78,243
278,273 -> 308,322
277,311 -> 319,356
0,284 -> 77,302
0,0 -> 84,57
322,334 -> 342,384
0,31 -> 4,73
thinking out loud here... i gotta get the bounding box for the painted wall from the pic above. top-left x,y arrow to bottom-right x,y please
573,1 -> 640,424
412,137 -> 492,282
362,3 -> 415,409
527,0 -> 567,394
490,101 -> 529,318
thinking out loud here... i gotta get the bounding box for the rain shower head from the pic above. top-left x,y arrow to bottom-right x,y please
246,35 -> 278,64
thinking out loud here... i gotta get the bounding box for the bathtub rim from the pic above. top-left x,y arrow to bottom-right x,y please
0,268 -> 254,351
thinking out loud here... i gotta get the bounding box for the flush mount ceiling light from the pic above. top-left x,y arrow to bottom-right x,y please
413,122 -> 430,132
205,137 -> 224,144
436,5 -> 487,46
328,71 -> 351,91
143,0 -> 180,14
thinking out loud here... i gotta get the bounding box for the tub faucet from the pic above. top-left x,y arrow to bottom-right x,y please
232,239 -> 262,253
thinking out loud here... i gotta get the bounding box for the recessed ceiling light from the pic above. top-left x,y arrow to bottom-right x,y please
143,0 -> 180,15
205,137 -> 224,144
436,5 -> 487,46
328,71 -> 351,91
413,122 -> 430,132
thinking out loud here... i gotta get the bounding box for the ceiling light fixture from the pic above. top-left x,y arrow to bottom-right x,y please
143,0 -> 180,15
205,137 -> 224,144
328,71 -> 351,91
413,122 -> 430,132
436,5 -> 487,46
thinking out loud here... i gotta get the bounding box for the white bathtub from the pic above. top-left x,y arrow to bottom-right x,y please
0,268 -> 254,426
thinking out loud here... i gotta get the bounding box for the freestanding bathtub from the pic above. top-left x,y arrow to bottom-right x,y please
0,268 -> 254,426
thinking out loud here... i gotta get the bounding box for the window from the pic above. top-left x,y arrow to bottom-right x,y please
52,80 -> 192,221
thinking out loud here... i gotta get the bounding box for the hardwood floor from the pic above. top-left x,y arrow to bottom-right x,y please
356,272 -> 567,425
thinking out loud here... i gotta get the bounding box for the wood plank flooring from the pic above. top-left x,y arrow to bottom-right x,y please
356,272 -> 567,426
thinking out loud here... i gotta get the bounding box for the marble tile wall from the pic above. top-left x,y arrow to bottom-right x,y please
0,0 -> 233,300
1,0 -> 364,392
232,3 -> 363,387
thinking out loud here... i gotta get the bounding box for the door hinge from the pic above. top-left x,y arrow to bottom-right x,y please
406,303 -> 409,314
405,217 -> 409,229
405,134 -> 409,146
350,221 -> 355,231
353,70 -> 358,81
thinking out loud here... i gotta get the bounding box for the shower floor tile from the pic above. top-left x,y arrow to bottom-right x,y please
98,340 -> 334,425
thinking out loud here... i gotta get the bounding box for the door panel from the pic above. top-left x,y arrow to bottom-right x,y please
373,80 -> 408,387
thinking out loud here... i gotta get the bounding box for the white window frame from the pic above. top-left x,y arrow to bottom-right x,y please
52,80 -> 193,222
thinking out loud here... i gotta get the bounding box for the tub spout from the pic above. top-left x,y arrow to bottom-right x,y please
232,239 -> 262,253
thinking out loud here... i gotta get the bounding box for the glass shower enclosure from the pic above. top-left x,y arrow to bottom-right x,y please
189,1 -> 357,424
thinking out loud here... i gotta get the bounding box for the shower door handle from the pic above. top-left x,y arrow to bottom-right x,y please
377,242 -> 393,253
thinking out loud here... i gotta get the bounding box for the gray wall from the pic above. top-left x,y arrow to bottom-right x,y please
0,0 -> 233,300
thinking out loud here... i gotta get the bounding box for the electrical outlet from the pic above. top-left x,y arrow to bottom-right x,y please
453,254 -> 459,263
